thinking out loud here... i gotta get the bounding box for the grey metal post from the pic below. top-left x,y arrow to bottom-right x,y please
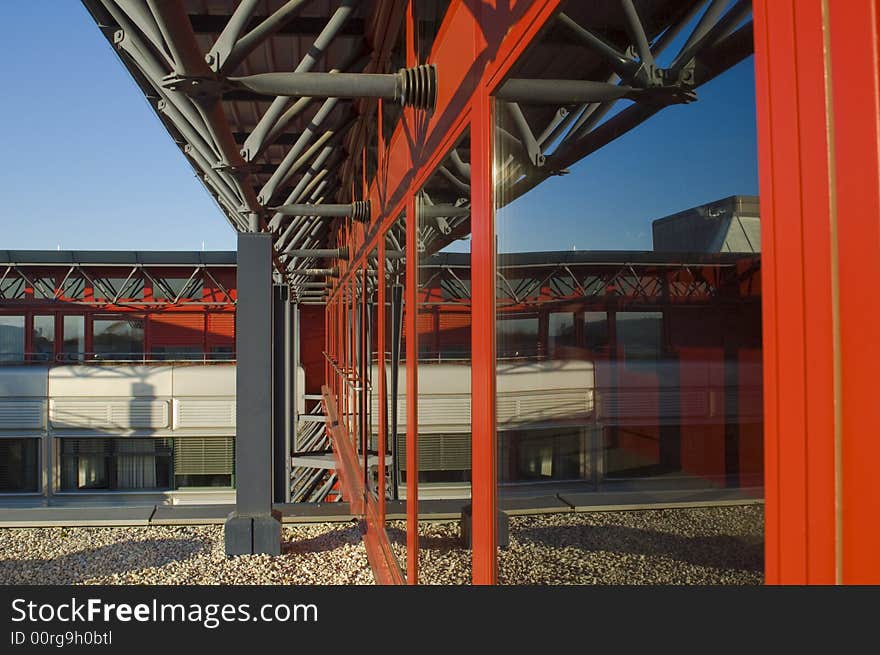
273,284 -> 289,504
224,232 -> 281,556
291,303 -> 300,457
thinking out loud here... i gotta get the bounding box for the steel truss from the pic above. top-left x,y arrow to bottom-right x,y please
0,261 -> 235,307
416,252 -> 760,308
80,1 -> 752,303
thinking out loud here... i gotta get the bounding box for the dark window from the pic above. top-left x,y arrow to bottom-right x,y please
584,311 -> 609,354
155,275 -> 203,301
61,315 -> 85,360
617,311 -> 663,360
32,315 -> 55,361
0,439 -> 39,492
497,316 -> 539,358
61,277 -> 85,300
548,312 -> 576,356
0,316 -> 25,362
59,438 -> 172,491
209,345 -> 234,361
173,437 -> 234,488
92,317 -> 144,360
94,277 -> 144,301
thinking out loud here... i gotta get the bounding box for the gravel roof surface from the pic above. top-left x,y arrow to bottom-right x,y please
0,523 -> 374,585
0,504 -> 763,585
391,504 -> 764,585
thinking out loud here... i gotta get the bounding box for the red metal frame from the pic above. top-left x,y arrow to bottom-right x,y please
324,0 -> 880,586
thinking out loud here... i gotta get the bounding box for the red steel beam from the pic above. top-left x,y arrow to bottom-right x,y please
322,385 -> 404,584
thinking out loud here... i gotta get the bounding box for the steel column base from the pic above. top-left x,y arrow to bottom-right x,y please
460,505 -> 509,549
224,510 -> 282,556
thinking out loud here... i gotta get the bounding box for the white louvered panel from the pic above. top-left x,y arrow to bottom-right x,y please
176,400 -> 236,429
417,396 -> 471,426
50,400 -> 168,429
0,400 -> 44,429
50,400 -> 111,428
110,402 -> 168,428
513,390 -> 593,422
599,391 -> 708,420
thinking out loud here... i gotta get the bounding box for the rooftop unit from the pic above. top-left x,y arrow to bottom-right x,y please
652,196 -> 761,253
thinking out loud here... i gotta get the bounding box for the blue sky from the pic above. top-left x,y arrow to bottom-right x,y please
0,3 -> 757,253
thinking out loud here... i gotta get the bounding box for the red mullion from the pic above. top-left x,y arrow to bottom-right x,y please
471,88 -> 496,585
793,0 -> 837,584
829,0 -> 880,583
754,0 -> 808,584
377,235 -> 387,526
404,190 -> 418,585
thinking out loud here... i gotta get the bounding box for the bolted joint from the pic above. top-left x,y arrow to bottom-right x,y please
299,268 -> 339,277
396,65 -> 437,111
350,200 -> 370,223
161,73 -> 223,104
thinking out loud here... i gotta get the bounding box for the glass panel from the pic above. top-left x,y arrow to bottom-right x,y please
32,315 -> 55,361
414,130 -> 472,582
92,316 -> 144,360
94,277 -> 144,301
492,1 -> 761,583
61,315 -> 85,360
0,277 -> 26,299
155,275 -> 203,301
58,438 -> 172,491
0,316 -> 25,362
0,438 -> 39,492
61,276 -> 85,300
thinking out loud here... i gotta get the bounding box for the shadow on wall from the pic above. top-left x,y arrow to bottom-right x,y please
0,536 -> 211,584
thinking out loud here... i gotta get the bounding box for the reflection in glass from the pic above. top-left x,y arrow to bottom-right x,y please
62,315 -> 85,360
93,317 -> 145,360
0,315 -> 25,362
32,315 -> 55,360
0,438 -> 39,492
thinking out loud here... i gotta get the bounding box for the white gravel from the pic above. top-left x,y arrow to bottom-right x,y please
0,505 -> 763,585
390,504 -> 764,585
0,522 -> 374,585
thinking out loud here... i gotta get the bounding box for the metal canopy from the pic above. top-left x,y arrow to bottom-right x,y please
79,1 -> 752,300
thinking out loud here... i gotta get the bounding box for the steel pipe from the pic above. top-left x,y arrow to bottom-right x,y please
285,248 -> 348,260
299,268 -> 339,277
229,65 -> 437,110
272,200 -> 370,221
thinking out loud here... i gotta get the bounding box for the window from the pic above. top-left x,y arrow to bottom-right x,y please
151,345 -> 203,361
32,315 -> 55,361
0,277 -> 26,299
0,315 -> 25,362
584,311 -> 609,354
61,277 -> 85,300
209,345 -> 234,361
173,437 -> 234,488
94,277 -> 144,301
154,275 -> 203,301
61,315 -> 85,360
617,311 -> 663,360
497,316 -> 539,358
59,438 -> 173,491
548,312 -> 575,356
0,438 -> 39,492
92,316 -> 144,360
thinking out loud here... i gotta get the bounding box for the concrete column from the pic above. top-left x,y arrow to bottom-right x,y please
225,232 -> 281,556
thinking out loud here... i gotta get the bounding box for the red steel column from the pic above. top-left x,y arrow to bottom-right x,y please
754,0 -> 838,584
471,91 -> 497,585
828,0 -> 880,584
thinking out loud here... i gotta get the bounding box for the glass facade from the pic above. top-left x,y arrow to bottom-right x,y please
0,439 -> 39,492
0,315 -> 25,362
61,315 -> 85,360
92,316 -> 144,359
32,315 -> 55,361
